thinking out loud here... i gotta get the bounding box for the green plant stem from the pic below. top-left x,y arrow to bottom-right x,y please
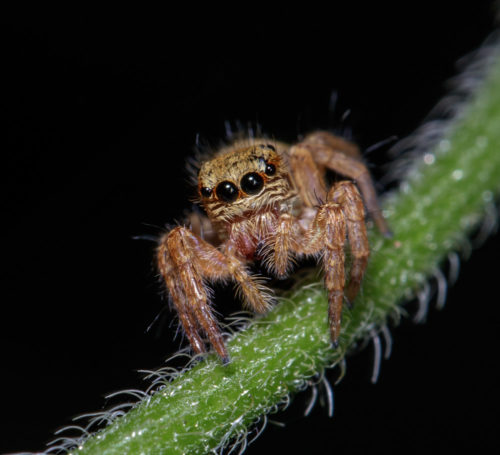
71,42 -> 500,455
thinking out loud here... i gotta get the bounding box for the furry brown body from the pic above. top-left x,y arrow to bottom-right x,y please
157,131 -> 390,363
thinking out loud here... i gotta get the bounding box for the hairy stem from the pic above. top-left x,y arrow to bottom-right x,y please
68,38 -> 500,455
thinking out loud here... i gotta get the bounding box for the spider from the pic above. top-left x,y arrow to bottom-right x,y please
157,130 -> 390,363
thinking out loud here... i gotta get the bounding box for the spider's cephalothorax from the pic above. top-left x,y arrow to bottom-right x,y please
198,143 -> 291,222
158,131 -> 391,363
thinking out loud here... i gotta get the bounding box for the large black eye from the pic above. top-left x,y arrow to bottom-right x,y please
240,172 -> 264,195
200,187 -> 212,198
216,181 -> 239,202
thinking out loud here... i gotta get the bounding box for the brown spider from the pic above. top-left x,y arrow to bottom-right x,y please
157,130 -> 390,363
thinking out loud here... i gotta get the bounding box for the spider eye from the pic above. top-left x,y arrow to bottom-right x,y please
265,163 -> 276,176
240,172 -> 264,195
216,181 -> 239,202
200,187 -> 212,198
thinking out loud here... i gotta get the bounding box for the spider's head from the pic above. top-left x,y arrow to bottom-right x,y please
198,143 -> 291,222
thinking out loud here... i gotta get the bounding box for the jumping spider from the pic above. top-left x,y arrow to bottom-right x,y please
157,131 -> 390,363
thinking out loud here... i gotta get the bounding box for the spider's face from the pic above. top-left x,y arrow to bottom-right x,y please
198,143 -> 291,222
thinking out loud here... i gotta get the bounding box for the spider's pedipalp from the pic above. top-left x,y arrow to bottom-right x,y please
223,242 -> 274,314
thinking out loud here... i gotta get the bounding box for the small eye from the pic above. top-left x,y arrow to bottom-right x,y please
200,187 -> 212,198
216,181 -> 239,202
265,163 -> 276,176
265,144 -> 276,151
240,172 -> 264,195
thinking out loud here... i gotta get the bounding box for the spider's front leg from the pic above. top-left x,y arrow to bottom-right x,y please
287,140 -> 372,345
157,227 -> 231,362
158,226 -> 270,363
328,181 -> 370,305
294,181 -> 368,345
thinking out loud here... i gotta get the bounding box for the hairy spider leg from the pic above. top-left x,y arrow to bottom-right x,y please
287,142 -> 370,344
158,226 -> 270,362
302,131 -> 392,237
293,182 -> 368,344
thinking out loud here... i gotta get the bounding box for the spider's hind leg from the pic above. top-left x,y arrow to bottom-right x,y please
302,130 -> 391,237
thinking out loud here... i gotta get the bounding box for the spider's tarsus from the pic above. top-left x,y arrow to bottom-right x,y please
330,340 -> 339,349
221,356 -> 231,366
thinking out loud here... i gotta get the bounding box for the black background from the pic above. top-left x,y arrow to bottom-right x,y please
1,4 -> 499,454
